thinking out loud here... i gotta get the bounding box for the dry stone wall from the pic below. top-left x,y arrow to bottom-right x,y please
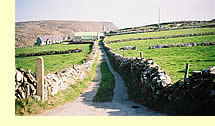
119,46 -> 137,50
105,32 -> 215,44
15,48 -> 83,58
149,42 -> 215,49
15,68 -> 40,100
15,42 -> 97,100
106,25 -> 215,36
103,42 -> 215,114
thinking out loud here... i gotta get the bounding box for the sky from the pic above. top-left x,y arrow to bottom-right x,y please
15,0 -> 215,28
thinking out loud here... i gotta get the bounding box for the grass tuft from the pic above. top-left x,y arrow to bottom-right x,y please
93,60 -> 115,102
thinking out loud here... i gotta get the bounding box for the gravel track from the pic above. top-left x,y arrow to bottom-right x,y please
36,43 -> 165,116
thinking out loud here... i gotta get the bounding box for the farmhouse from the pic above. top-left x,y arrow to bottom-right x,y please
73,32 -> 98,42
36,35 -> 64,46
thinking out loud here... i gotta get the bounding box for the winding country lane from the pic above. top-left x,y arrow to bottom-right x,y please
36,43 -> 166,116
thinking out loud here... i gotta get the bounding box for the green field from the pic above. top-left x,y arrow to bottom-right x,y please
15,44 -> 88,55
15,44 -> 91,74
105,28 -> 215,42
108,35 -> 215,82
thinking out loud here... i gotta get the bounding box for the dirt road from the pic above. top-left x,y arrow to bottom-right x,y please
36,43 -> 165,116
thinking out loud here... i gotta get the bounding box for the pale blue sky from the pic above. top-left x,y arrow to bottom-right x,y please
15,0 -> 215,28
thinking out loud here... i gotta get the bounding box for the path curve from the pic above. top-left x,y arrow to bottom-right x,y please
36,43 -> 165,116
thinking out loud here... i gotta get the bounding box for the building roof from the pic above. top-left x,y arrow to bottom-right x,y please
74,32 -> 98,36
38,35 -> 63,41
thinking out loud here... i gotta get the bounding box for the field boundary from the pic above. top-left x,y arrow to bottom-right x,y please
15,48 -> 83,57
103,41 -> 215,115
149,41 -> 215,49
105,32 -> 215,43
106,25 -> 215,36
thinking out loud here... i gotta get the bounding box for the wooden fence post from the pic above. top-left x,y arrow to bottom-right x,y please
184,63 -> 190,80
36,57 -> 45,100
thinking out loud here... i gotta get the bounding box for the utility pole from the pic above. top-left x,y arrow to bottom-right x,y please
158,8 -> 160,30
102,25 -> 106,33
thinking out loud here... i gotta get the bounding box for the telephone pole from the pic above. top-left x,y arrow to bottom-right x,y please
158,8 -> 161,30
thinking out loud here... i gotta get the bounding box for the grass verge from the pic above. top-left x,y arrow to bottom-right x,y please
92,60 -> 115,102
15,44 -> 99,116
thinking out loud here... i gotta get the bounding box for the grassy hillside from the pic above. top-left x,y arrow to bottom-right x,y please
108,35 -> 215,82
15,20 -> 118,47
105,28 -> 215,42
15,44 -> 91,74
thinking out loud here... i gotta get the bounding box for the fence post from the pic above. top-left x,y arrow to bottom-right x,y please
123,50 -> 125,57
140,51 -> 143,58
184,63 -> 190,81
36,57 -> 45,100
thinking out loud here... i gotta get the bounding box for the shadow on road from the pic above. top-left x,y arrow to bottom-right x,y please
79,44 -> 165,116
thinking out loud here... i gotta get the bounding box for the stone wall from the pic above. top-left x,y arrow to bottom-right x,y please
15,68 -> 40,100
15,42 -> 97,100
15,48 -> 83,57
105,32 -> 215,44
106,25 -> 215,36
149,42 -> 215,49
67,41 -> 93,44
119,46 -> 137,50
103,42 -> 215,114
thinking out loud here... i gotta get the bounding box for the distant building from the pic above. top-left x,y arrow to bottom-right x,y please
63,36 -> 71,41
98,33 -> 105,40
67,36 -> 71,41
73,32 -> 98,42
36,35 -> 64,46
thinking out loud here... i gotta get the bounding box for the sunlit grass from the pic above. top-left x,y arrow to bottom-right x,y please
15,44 -> 91,74
105,28 -> 215,42
108,35 -> 215,82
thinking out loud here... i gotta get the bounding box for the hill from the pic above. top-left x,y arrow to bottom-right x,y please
15,20 -> 118,47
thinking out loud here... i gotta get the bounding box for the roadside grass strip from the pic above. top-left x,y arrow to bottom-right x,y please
93,61 -> 115,102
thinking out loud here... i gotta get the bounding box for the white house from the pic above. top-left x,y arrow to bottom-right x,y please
98,32 -> 105,39
36,35 -> 64,46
